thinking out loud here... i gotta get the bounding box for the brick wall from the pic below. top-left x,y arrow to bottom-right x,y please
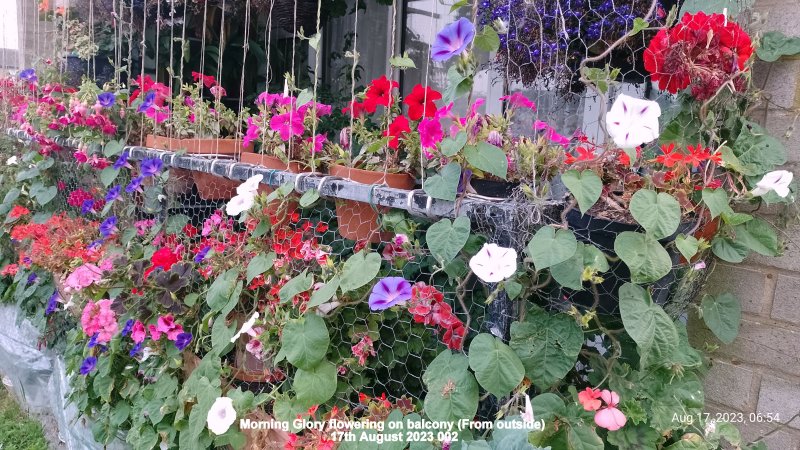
688,1 -> 800,449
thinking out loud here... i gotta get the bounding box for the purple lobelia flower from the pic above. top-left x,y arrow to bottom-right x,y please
81,199 -> 95,215
121,319 -> 134,337
88,333 -> 100,348
113,150 -> 129,170
194,246 -> 211,263
99,216 -> 117,237
80,356 -> 97,375
368,277 -> 413,311
140,158 -> 163,177
105,185 -> 122,202
137,91 -> 156,113
126,176 -> 144,193
97,92 -> 116,108
175,332 -> 192,351
431,18 -> 475,62
19,68 -> 37,82
45,292 -> 60,315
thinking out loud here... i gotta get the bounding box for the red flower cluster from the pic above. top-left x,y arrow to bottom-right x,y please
341,75 -> 399,117
8,205 -> 30,220
407,282 -> 466,350
10,213 -> 102,273
191,71 -> 217,88
403,84 -> 441,121
143,247 -> 181,279
644,12 -> 753,100
653,143 -> 721,169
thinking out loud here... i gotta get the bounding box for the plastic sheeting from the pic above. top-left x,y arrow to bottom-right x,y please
0,304 -> 127,449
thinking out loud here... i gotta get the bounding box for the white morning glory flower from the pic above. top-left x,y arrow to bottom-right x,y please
230,312 -> 260,343
225,192 -> 256,216
469,243 -> 518,283
751,170 -> 793,198
6,156 -> 18,166
605,94 -> 662,148
521,394 -> 535,424
236,174 -> 263,195
206,396 -> 237,435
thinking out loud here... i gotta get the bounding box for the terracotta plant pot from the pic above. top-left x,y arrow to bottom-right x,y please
145,135 -> 247,199
240,153 -> 310,226
328,164 -> 416,243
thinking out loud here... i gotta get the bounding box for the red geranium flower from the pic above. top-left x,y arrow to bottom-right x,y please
384,115 -> 410,150
9,205 -> 30,219
644,12 -> 753,100
143,247 -> 180,279
403,84 -> 441,121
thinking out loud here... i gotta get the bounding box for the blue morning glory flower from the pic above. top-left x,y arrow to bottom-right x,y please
121,319 -> 134,337
99,216 -> 117,237
81,199 -> 95,215
105,185 -> 122,202
194,246 -> 211,263
19,68 -> 37,82
129,342 -> 142,357
126,176 -> 144,193
113,150 -> 129,170
26,273 -> 37,285
45,292 -> 59,315
88,333 -> 100,348
137,91 -> 155,113
79,356 -> 97,375
175,332 -> 192,351
140,158 -> 163,177
97,92 -> 116,108
431,18 -> 475,62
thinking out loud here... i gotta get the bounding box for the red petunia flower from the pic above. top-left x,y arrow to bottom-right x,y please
384,115 -> 410,150
403,84 -> 442,121
364,75 -> 398,110
191,72 -> 217,88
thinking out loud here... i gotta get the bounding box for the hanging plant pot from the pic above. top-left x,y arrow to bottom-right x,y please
470,179 -> 519,199
240,153 -> 309,226
563,209 -> 693,315
328,165 -> 415,243
270,0 -> 320,33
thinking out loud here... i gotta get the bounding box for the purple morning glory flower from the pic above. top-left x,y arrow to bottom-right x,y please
458,168 -> 473,194
26,273 -> 37,285
137,91 -> 155,113
46,292 -> 60,315
126,176 -> 144,193
79,356 -> 97,375
19,68 -> 37,82
431,18 -> 475,62
81,199 -> 95,215
129,342 -> 142,357
99,216 -> 117,237
121,319 -> 134,337
175,332 -> 192,351
113,150 -> 129,170
140,158 -> 163,177
88,333 -> 100,348
194,246 -> 211,263
97,92 -> 116,108
88,239 -> 104,251
368,277 -> 413,311
22,257 -> 31,265
106,185 -> 122,202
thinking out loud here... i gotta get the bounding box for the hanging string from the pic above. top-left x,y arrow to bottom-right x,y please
346,0 -> 360,158
235,0 -> 252,145
383,0 -> 398,177
138,0 -> 147,144
214,0 -> 226,155
178,0 -> 188,84
154,0 -> 161,83
259,0 -> 275,150
309,0 -> 323,171
287,0 -> 299,167
418,0 -> 438,190
167,0 -> 175,139
90,0 -> 96,80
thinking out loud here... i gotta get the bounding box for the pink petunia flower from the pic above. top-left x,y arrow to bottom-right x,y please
418,118 -> 444,151
269,111 -> 304,141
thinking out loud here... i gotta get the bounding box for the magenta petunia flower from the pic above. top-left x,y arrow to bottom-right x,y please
418,118 -> 443,151
431,18 -> 475,62
270,111 -> 305,141
368,277 -> 413,311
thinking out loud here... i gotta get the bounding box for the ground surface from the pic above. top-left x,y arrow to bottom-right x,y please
0,383 -> 62,450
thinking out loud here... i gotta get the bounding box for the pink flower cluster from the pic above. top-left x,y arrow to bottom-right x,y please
130,315 -> 184,344
80,299 -> 118,344
578,387 -> 627,431
351,334 -> 376,366
64,263 -> 103,291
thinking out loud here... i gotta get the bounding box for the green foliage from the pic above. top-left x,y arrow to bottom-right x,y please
339,251 -> 382,292
0,384 -> 49,450
629,190 -> 681,240
562,170 -> 602,214
619,283 -> 679,368
700,293 -> 742,344
527,226 -> 578,271
468,333 -> 525,398
426,217 -> 471,264
615,232 -> 672,284
281,314 -> 330,370
757,31 -> 800,62
423,162 -> 462,201
422,351 -> 479,422
463,142 -> 508,179
510,307 -> 583,387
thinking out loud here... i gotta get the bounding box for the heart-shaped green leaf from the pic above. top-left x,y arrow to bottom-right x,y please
424,162 -> 462,201
561,170 -> 602,214
426,217 -> 471,263
630,189 -> 681,239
